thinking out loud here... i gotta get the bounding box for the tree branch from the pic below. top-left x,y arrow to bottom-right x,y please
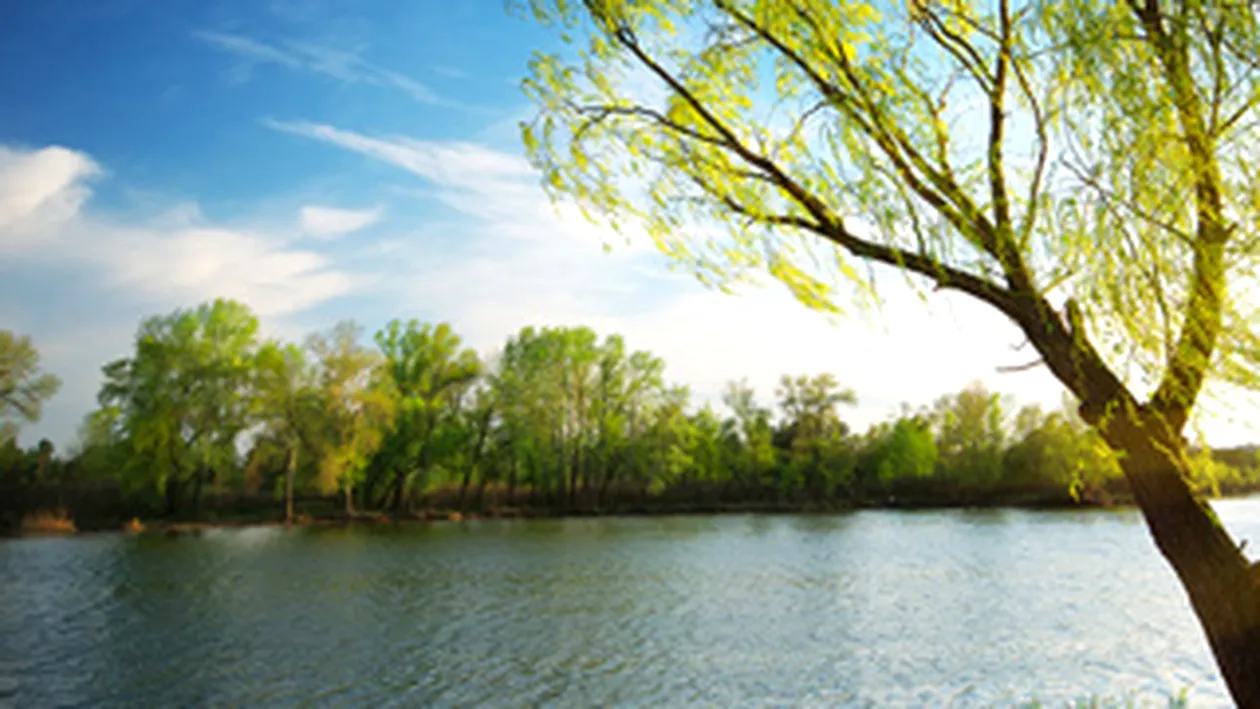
1130,1 -> 1233,434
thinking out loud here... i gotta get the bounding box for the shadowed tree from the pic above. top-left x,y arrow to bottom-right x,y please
35,439 -> 54,482
517,0 -> 1260,702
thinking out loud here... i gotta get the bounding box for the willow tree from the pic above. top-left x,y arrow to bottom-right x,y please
518,0 -> 1260,702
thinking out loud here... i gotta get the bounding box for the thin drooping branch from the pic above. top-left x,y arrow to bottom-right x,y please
715,2 -> 1129,409
595,10 -> 1127,415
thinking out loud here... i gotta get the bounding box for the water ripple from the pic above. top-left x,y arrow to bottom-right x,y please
2,501 -> 1254,707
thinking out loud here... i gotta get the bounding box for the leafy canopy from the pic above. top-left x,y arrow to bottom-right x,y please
519,0 -> 1260,438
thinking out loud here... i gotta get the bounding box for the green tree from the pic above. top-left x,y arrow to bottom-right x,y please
98,299 -> 260,515
871,417 -> 939,489
372,320 -> 481,511
307,321 -> 394,514
519,1 -> 1260,699
253,342 -> 322,524
457,382 -> 498,513
0,330 -> 61,443
930,382 -> 1009,488
722,379 -> 777,489
775,373 -> 856,496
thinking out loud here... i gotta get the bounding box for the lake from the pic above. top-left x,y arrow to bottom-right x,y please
3,499 -> 1258,708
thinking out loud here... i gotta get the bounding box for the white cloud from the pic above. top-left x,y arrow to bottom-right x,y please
0,146 -> 101,247
299,204 -> 383,238
0,143 -> 362,447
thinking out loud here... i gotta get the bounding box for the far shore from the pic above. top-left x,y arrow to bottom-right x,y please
15,489 -> 1259,540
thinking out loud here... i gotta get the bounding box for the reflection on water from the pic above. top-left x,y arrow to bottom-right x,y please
2,499 -> 1257,708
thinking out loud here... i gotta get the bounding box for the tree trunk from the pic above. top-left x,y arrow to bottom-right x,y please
507,458 -> 518,506
344,484 -> 355,516
568,444 -> 581,509
458,465 -> 474,515
1105,409 -> 1260,707
476,477 -> 489,512
284,446 -> 297,526
191,466 -> 204,516
460,415 -> 491,514
164,476 -> 181,517
390,471 -> 406,512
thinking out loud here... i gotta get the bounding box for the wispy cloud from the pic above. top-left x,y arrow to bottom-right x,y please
0,145 -> 357,317
194,30 -> 484,112
432,65 -> 467,79
299,204 -> 384,238
258,120 -> 1084,426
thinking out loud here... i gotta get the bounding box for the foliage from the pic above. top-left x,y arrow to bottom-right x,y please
96,299 -> 261,513
12,301 -> 1260,519
0,330 -> 61,443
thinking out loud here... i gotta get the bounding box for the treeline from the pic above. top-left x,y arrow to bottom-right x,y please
3,298 -> 1260,531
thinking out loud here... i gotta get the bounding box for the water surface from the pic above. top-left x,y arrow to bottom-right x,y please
3,499 -> 1258,708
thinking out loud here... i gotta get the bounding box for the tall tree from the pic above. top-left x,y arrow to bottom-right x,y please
307,320 -> 393,515
722,379 -> 777,489
253,342 -> 321,524
775,374 -> 857,495
373,320 -> 481,511
0,330 -> 61,443
519,0 -> 1260,701
930,382 -> 1010,487
98,299 -> 260,514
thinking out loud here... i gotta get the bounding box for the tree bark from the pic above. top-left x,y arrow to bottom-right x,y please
284,446 -> 297,526
460,410 -> 492,514
191,466 -> 204,516
506,457 -> 518,506
164,476 -> 181,517
1100,406 -> 1260,707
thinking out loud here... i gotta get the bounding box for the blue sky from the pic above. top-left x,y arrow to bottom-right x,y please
1,0 -> 1256,450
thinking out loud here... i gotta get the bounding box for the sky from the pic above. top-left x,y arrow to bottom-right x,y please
1,0 -> 1257,451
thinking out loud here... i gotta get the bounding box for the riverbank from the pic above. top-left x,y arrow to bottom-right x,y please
8,479 -> 1258,539
0,491 -> 1157,538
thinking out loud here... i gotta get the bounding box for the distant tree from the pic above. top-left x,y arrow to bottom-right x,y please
0,330 -> 61,442
775,374 -> 856,496
97,299 -> 260,515
930,382 -> 1009,488
35,439 -> 54,482
253,342 -> 322,524
372,320 -> 481,510
873,417 -> 939,487
307,321 -> 394,515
